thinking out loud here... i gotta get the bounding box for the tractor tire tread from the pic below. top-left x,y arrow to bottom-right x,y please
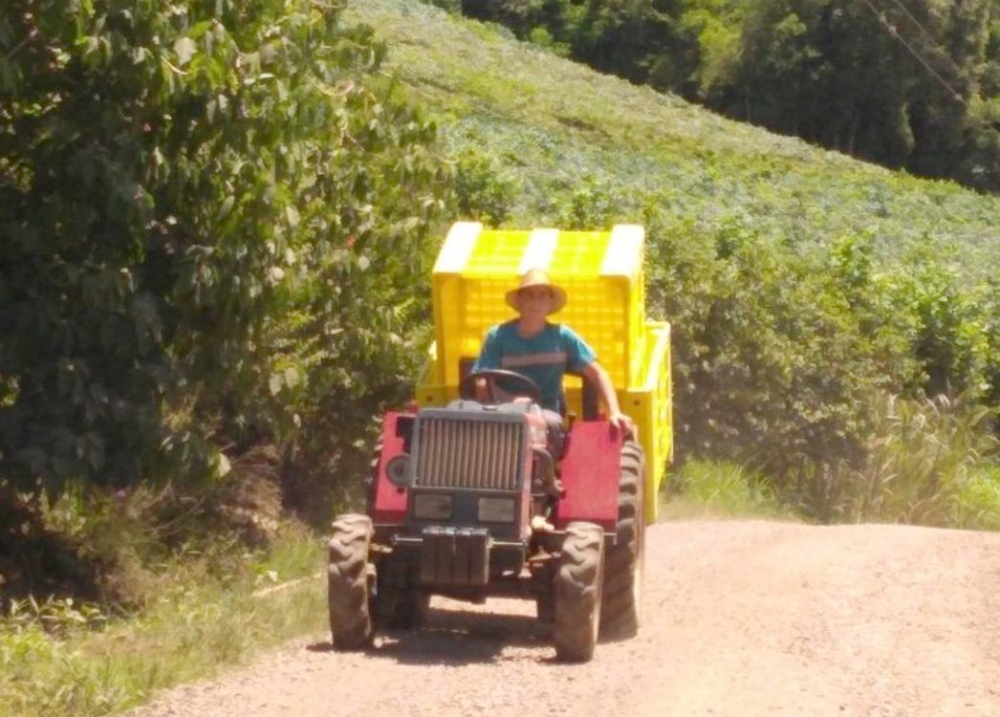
327,513 -> 374,650
599,440 -> 646,641
554,522 -> 604,662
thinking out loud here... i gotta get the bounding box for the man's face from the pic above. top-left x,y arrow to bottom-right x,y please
517,285 -> 552,318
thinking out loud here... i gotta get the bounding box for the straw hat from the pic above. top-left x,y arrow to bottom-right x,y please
505,268 -> 567,314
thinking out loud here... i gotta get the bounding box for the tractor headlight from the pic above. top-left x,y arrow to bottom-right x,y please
413,493 -> 452,520
385,454 -> 411,488
477,496 -> 516,523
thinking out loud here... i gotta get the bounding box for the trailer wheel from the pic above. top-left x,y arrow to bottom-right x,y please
327,514 -> 374,650
554,521 -> 605,662
600,440 -> 646,640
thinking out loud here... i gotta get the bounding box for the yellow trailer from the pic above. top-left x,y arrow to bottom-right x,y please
415,221 -> 673,522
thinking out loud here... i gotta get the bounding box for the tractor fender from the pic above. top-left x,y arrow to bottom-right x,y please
369,412 -> 410,525
554,420 -> 623,531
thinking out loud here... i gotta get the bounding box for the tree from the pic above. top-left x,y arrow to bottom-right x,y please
449,0 -> 1000,192
0,0 -> 451,503
701,0 -> 1000,183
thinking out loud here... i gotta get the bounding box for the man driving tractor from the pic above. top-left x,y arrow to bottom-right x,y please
472,268 -> 632,436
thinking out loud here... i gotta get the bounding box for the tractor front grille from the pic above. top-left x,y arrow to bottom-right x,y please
413,416 -> 524,491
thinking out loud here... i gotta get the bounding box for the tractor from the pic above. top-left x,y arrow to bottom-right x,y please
327,222 -> 672,662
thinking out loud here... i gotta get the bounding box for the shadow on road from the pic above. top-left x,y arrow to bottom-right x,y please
307,606 -> 555,665
378,607 -> 552,664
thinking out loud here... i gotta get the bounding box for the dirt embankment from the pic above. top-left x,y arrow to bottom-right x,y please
128,520 -> 1000,717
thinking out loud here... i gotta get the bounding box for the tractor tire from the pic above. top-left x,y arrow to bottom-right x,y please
536,593 -> 556,624
599,440 -> 646,640
553,521 -> 605,663
375,585 -> 430,630
327,513 -> 374,650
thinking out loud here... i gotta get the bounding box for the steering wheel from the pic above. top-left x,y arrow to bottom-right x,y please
458,369 -> 542,406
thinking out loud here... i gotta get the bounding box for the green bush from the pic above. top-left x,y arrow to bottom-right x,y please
0,0 -> 451,510
955,466 -> 1000,530
454,147 -> 520,226
669,458 -> 781,518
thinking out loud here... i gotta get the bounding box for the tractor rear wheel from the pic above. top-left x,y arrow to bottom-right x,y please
553,521 -> 605,662
327,513 -> 374,650
599,440 -> 646,640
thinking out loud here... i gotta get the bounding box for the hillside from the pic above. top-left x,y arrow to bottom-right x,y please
349,0 -> 1000,279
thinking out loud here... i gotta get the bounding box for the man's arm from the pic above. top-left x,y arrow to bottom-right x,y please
582,361 -> 632,434
473,326 -> 502,402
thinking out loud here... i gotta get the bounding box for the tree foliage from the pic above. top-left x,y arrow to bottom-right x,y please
0,0 -> 451,505
449,0 -> 1000,192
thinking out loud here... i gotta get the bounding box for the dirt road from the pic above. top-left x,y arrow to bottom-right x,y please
128,521 -> 1000,717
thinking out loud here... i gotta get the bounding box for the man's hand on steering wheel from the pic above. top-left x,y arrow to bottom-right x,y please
458,369 -> 541,406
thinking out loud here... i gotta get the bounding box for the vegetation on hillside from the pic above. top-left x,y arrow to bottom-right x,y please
353,0 -> 1000,523
441,0 -> 1000,193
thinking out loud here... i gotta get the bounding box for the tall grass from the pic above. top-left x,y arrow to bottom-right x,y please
663,395 -> 1000,528
663,459 -> 792,520
789,393 -> 1000,527
0,531 -> 325,717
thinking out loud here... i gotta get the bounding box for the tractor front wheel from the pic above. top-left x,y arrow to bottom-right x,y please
553,521 -> 605,662
327,513 -> 374,650
600,440 -> 646,640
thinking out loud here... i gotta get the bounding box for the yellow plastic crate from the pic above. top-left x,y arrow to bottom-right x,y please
625,322 -> 673,523
418,222 -> 673,521
414,343 -> 457,406
429,222 -> 648,389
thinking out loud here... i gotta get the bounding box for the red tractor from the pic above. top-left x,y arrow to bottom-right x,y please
327,223 -> 671,662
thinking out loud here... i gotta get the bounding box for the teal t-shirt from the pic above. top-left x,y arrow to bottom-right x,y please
472,321 -> 597,412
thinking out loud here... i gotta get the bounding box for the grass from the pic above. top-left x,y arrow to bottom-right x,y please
839,395 -> 1000,527
955,466 -> 1000,530
660,397 -> 1000,527
0,530 -> 326,717
660,459 -> 796,521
